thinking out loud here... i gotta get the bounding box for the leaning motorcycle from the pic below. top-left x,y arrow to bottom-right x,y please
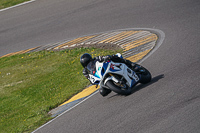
86,54 -> 151,95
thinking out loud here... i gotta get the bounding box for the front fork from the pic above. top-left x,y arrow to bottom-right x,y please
104,74 -> 127,89
104,74 -> 120,85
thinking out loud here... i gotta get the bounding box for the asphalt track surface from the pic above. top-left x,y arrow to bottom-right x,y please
1,0 -> 200,133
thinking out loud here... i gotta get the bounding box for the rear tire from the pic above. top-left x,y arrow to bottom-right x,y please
138,67 -> 152,84
105,80 -> 132,95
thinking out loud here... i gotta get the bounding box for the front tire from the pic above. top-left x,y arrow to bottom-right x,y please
105,80 -> 132,95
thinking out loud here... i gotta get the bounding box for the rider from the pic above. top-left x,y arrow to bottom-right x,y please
80,53 -> 138,96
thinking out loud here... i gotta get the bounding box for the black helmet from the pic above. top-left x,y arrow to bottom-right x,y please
80,53 -> 92,68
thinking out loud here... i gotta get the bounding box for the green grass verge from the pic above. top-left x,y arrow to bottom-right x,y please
0,47 -> 122,132
0,0 -> 30,9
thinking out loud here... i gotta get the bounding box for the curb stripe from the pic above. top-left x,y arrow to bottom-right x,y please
98,31 -> 128,43
126,49 -> 152,62
1,46 -> 39,58
107,31 -> 140,43
112,31 -> 141,45
123,34 -> 157,50
98,31 -> 136,43
54,35 -> 98,49
59,85 -> 99,106
86,32 -> 121,43
122,41 -> 156,58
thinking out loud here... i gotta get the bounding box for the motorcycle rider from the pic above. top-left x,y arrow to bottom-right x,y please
80,53 -> 139,96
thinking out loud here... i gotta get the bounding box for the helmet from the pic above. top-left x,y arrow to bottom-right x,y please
80,53 -> 92,68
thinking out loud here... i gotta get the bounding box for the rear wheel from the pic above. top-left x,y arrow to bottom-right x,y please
105,80 -> 132,95
138,66 -> 152,84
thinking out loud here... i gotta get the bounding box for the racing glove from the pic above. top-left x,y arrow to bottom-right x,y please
97,55 -> 111,62
102,55 -> 111,62
82,68 -> 89,79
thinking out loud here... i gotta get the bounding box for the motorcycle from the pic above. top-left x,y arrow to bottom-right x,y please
86,54 -> 152,95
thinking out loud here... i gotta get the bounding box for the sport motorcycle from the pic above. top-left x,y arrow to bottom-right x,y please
86,54 -> 152,95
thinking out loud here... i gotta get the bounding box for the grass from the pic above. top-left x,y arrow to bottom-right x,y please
0,47 -> 122,133
0,0 -> 30,9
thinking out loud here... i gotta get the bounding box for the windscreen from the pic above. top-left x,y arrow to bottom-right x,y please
86,60 -> 97,75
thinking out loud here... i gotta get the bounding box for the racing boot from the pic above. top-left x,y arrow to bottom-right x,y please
125,60 -> 145,74
124,60 -> 137,70
99,87 -> 112,97
133,64 -> 146,74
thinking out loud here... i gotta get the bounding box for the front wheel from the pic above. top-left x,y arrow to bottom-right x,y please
105,80 -> 132,95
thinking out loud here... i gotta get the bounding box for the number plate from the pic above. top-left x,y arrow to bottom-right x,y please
132,72 -> 139,82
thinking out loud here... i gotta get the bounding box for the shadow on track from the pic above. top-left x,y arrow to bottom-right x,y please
132,74 -> 165,93
108,74 -> 165,98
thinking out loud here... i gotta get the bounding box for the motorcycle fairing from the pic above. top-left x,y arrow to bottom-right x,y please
88,60 -> 139,88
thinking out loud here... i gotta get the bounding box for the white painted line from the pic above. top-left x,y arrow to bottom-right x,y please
0,0 -> 36,12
